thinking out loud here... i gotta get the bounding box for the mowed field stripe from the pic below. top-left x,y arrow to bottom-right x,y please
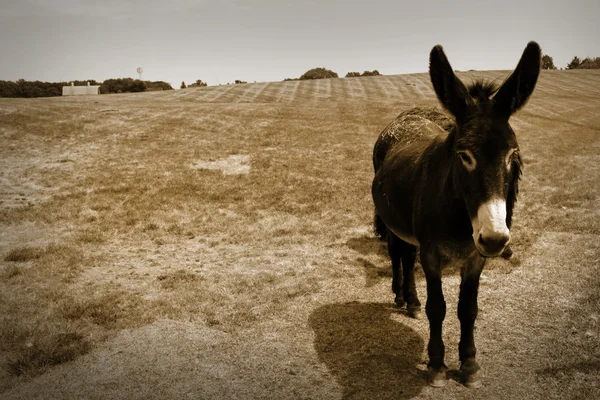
404,73 -> 436,100
314,78 -> 332,101
293,79 -> 317,102
235,83 -> 267,103
372,76 -> 404,99
402,74 -> 423,99
193,88 -> 217,101
210,83 -> 245,102
339,78 -> 365,100
277,80 -> 300,102
556,70 -> 600,94
251,83 -> 278,103
195,85 -> 232,102
183,86 -> 222,102
361,76 -> 387,99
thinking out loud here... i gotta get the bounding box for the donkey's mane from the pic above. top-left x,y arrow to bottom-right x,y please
467,79 -> 498,101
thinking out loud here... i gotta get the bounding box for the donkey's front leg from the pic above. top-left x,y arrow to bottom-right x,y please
421,248 -> 447,387
458,254 -> 485,388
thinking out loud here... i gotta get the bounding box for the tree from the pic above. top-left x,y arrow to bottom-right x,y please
579,57 -> 600,69
299,67 -> 338,80
566,56 -> 581,69
187,80 -> 207,88
180,81 -> 186,89
361,70 -> 381,76
0,80 -> 22,97
100,78 -> 147,94
565,56 -> 600,70
144,81 -> 174,91
346,70 -> 381,78
541,54 -> 557,70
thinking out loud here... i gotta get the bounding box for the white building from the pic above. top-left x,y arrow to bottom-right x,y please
62,82 -> 100,96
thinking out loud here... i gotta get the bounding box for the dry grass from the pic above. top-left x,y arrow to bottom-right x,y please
3,246 -> 43,262
6,330 -> 91,377
157,269 -> 203,290
0,70 -> 599,399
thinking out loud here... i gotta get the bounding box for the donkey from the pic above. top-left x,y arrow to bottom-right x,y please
371,42 -> 541,388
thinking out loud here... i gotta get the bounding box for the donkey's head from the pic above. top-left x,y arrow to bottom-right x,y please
429,42 -> 541,257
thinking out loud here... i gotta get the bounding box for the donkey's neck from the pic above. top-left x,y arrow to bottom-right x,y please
439,126 -> 463,201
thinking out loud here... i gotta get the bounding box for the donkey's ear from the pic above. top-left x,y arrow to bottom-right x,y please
493,41 -> 541,117
429,45 -> 471,121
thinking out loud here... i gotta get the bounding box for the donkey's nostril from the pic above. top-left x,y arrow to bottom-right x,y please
478,234 -> 486,246
478,232 -> 510,256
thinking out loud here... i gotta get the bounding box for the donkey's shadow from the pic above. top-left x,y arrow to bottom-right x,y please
309,302 -> 426,399
346,235 -> 392,287
346,235 -> 389,258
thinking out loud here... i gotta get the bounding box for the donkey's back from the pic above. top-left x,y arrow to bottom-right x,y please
373,107 -> 453,173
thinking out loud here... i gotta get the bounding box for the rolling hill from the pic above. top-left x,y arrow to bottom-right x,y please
1,69 -> 599,399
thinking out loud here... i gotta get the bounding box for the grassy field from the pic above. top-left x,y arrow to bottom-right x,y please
1,69 -> 599,399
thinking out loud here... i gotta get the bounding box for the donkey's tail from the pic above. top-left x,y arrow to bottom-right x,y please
373,213 -> 388,241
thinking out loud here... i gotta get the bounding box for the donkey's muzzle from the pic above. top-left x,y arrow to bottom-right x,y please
477,232 -> 510,257
472,198 -> 511,257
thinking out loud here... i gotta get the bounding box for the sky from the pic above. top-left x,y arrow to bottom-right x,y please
0,0 -> 599,87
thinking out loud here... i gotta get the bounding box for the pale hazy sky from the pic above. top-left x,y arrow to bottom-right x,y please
1,0 -> 598,87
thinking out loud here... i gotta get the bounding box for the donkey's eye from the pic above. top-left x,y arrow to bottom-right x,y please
457,150 -> 476,171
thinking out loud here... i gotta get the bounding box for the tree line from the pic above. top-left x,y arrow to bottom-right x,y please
542,54 -> 600,70
0,78 -> 174,98
565,56 -> 600,70
4,55 -> 599,98
345,70 -> 381,77
0,79 -> 100,98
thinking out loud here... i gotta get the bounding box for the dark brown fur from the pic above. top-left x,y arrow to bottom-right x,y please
371,42 -> 541,387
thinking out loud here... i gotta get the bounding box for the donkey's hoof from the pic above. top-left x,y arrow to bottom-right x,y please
427,367 -> 447,387
407,305 -> 422,319
394,296 -> 406,308
463,371 -> 482,389
461,359 -> 482,388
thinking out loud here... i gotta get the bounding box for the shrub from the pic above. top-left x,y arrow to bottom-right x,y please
567,56 -> 582,70
144,81 -> 174,91
578,57 -> 600,69
345,70 -> 381,78
188,80 -> 208,87
299,68 -> 338,80
566,56 -> 600,70
361,70 -> 381,76
541,55 -> 557,70
100,78 -> 147,94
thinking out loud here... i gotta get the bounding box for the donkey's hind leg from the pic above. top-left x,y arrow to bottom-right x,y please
388,233 -> 422,317
400,242 -> 422,318
388,234 -> 421,317
387,232 -> 405,307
